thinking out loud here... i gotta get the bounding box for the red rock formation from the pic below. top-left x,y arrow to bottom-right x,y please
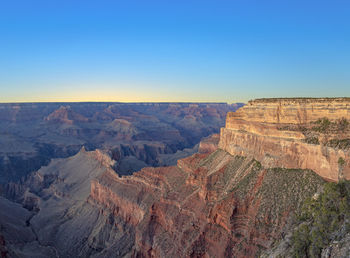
44,106 -> 89,124
89,149 -> 324,257
86,98 -> 350,257
219,98 -> 350,181
198,134 -> 220,153
229,98 -> 350,124
5,99 -> 342,257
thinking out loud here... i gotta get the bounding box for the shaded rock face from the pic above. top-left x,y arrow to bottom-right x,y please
89,150 -> 324,257
0,196 -> 57,258
5,97 -> 343,257
5,98 -> 350,257
44,105 -> 89,124
198,134 -> 220,153
0,102 -> 242,183
2,148 -> 324,258
219,98 -> 350,181
0,149 -> 120,258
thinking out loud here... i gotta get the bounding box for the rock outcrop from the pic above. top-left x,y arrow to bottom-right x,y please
219,98 -> 350,181
87,150 -> 324,257
228,98 -> 350,124
4,98 -> 350,257
44,105 -> 89,124
2,147 -> 325,257
198,134 -> 220,153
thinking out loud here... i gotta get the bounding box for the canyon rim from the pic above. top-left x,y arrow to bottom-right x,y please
1,98 -> 350,257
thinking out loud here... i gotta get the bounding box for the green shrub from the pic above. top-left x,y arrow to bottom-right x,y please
304,137 -> 319,145
313,118 -> 331,132
328,139 -> 350,150
254,160 -> 262,170
291,180 -> 350,257
338,118 -> 349,131
338,157 -> 345,167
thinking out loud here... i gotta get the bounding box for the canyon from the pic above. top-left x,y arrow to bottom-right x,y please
1,98 -> 350,257
0,102 -> 241,184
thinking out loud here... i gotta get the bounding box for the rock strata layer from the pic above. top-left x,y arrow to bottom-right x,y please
219,98 -> 350,181
3,147 -> 325,257
0,102 -> 241,183
4,98 -> 350,257
88,150 -> 324,257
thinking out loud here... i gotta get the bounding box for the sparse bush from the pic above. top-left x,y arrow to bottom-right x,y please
254,160 -> 262,170
304,137 -> 319,145
328,139 -> 350,150
313,118 -> 331,132
338,157 -> 345,167
292,224 -> 310,258
291,180 -> 350,257
338,118 -> 349,131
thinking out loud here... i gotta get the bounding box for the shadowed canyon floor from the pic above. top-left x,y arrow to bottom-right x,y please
0,102 -> 242,184
1,98 -> 350,257
0,148 -> 325,257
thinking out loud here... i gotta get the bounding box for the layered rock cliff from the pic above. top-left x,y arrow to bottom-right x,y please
219,98 -> 350,181
3,98 -> 350,257
2,141 -> 325,257
90,150 -> 323,257
88,150 -> 324,257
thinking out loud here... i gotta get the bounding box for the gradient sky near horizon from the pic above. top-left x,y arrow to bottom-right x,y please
0,1 -> 349,103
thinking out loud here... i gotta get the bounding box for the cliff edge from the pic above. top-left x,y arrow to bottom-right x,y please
219,98 -> 350,181
4,98 -> 350,257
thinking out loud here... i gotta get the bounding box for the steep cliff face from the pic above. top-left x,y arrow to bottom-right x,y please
88,151 -> 324,257
4,98 -> 349,257
219,98 -> 350,181
2,147 -> 325,257
229,98 -> 350,124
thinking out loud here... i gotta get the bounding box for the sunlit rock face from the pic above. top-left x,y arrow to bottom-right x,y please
227,98 -> 350,124
88,150 -> 324,257
219,98 -> 350,181
2,99 -> 337,257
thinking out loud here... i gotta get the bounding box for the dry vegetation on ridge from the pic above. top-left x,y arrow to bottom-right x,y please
278,117 -> 350,150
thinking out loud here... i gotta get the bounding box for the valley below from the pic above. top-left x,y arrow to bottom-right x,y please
0,102 -> 240,184
1,98 -> 350,257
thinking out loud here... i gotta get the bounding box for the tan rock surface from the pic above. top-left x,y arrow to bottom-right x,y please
220,98 -> 350,181
228,98 -> 350,124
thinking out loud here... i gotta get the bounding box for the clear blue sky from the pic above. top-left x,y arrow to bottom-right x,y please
0,0 -> 349,103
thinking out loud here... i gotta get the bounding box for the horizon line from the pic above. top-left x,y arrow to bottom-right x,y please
0,100 -> 246,104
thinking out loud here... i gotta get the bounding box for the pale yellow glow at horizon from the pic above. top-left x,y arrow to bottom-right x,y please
0,84 -> 248,103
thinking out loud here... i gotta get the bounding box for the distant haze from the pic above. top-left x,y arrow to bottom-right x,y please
0,1 -> 349,103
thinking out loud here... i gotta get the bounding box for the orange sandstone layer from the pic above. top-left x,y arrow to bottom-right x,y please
219,98 -> 350,181
228,98 -> 350,124
89,150 -> 323,257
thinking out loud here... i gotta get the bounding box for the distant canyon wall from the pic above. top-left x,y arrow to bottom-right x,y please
0,102 -> 243,183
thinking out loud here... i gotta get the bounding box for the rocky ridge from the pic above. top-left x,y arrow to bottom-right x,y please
0,102 -> 241,183
3,98 -> 350,257
3,147 -> 325,257
219,98 -> 350,181
88,150 -> 324,257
